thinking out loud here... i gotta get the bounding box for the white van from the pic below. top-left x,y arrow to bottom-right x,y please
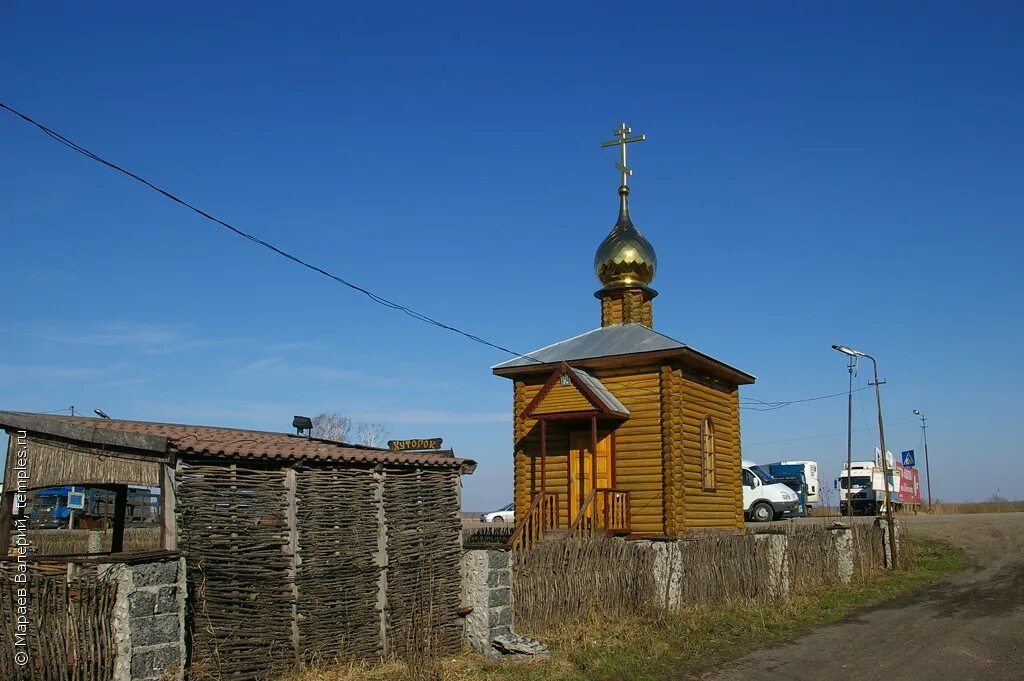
741,460 -> 801,522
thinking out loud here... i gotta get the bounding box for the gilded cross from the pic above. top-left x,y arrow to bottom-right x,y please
600,122 -> 646,187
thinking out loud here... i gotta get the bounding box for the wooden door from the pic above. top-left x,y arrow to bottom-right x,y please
568,431 -> 611,523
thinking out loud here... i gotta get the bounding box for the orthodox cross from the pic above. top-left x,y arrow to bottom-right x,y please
601,122 -> 646,188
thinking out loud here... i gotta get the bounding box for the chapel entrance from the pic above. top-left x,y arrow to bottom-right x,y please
568,430 -> 611,524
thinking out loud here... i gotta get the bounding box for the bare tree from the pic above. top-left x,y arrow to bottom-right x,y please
311,412 -> 352,442
355,422 -> 390,448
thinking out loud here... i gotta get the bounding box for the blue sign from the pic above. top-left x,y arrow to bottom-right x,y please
901,450 -> 916,467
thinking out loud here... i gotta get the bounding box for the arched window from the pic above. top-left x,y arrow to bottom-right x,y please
701,416 -> 716,491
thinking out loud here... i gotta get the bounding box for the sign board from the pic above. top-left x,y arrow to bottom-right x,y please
67,488 -> 85,510
901,449 -> 916,467
388,438 -> 443,452
899,465 -> 921,504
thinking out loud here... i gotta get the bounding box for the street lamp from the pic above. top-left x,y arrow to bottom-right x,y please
913,410 -> 932,510
832,344 -> 897,568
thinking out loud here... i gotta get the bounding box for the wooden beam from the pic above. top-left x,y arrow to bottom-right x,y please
110,485 -> 128,554
160,461 -> 178,551
285,467 -> 301,660
540,419 -> 547,496
590,416 -> 598,503
0,492 -> 14,556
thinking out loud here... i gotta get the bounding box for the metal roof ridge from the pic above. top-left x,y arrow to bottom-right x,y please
490,326 -> 605,369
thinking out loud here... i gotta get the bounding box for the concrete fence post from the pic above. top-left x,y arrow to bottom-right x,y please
461,548 -> 513,657
99,557 -> 186,681
753,533 -> 790,600
829,524 -> 854,583
875,517 -> 901,569
635,540 -> 683,611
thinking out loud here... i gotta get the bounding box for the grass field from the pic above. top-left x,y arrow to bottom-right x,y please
279,537 -> 965,681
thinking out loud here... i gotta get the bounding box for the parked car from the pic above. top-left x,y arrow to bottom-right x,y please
481,502 -> 514,523
741,460 -> 800,522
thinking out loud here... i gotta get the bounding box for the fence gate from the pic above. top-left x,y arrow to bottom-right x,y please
0,563 -> 117,680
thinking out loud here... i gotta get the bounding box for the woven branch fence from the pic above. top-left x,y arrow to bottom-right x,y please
177,462 -> 462,680
515,523 -> 893,634
0,563 -> 116,681
786,525 -> 842,593
674,535 -> 774,605
851,523 -> 886,580
513,539 -> 657,633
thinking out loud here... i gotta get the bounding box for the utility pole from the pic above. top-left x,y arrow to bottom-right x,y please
833,345 -> 897,568
845,356 -> 856,520
867,355 -> 897,569
914,409 -> 932,510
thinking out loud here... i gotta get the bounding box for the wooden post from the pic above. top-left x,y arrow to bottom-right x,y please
0,491 -> 14,556
160,461 -> 178,551
285,468 -> 301,662
590,415 -> 598,489
110,484 -> 128,554
540,419 -> 547,497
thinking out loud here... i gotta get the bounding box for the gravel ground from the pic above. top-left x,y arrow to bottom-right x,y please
706,512 -> 1024,681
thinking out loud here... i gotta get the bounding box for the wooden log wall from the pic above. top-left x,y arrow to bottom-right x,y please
592,366 -> 664,534
177,462 -> 296,680
678,371 -> 744,531
0,562 -> 116,681
382,469 -> 462,658
294,468 -> 381,662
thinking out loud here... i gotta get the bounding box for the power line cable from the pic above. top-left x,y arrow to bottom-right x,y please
0,101 -> 534,362
0,101 -> 902,422
740,386 -> 871,411
748,418 -> 918,446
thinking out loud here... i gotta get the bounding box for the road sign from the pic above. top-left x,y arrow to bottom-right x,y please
901,450 -> 916,467
67,487 -> 85,510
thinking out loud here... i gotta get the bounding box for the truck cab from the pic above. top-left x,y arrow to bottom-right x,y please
835,461 -> 877,515
741,460 -> 801,522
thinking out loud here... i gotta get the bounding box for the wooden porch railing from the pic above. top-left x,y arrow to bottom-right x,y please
507,492 -> 558,553
567,488 -> 630,539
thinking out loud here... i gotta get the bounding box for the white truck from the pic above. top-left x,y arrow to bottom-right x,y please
778,460 -> 821,508
741,460 -> 802,522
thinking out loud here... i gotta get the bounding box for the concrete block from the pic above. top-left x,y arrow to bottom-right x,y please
130,614 -> 180,647
487,569 -> 511,588
155,586 -> 177,614
131,561 -> 178,587
490,605 -> 513,627
488,587 -> 511,608
488,550 -> 509,569
128,591 -> 156,618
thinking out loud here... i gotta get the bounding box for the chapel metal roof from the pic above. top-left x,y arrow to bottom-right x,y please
491,323 -> 755,384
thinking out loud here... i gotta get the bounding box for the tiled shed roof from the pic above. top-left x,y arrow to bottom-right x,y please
0,411 -> 475,472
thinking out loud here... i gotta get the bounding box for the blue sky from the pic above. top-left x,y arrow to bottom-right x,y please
2,2 -> 1022,508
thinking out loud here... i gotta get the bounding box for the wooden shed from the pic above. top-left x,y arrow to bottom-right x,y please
0,412 -> 475,678
494,169 -> 755,547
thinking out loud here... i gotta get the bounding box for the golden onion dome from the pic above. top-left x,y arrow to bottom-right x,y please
594,186 -> 657,288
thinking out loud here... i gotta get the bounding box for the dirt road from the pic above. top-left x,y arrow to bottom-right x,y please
707,512 -> 1024,681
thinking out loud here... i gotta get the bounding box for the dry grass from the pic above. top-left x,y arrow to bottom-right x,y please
921,501 -> 1024,515
271,530 -> 956,681
275,537 -> 962,681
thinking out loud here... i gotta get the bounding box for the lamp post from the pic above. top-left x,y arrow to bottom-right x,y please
913,409 -> 932,510
832,344 -> 897,568
843,355 -> 857,520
